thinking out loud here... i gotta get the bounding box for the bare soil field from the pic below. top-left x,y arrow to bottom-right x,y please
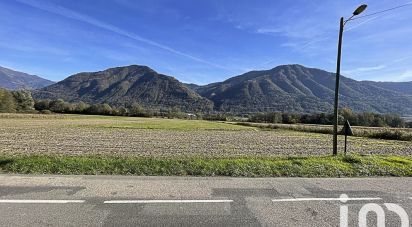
1,114 -> 411,157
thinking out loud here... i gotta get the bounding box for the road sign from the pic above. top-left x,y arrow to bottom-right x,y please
341,120 -> 353,136
341,120 -> 353,155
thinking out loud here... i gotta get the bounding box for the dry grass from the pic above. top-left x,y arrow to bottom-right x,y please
235,122 -> 412,141
1,113 -> 411,157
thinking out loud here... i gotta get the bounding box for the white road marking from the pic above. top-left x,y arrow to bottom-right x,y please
104,199 -> 233,204
272,197 -> 382,202
0,200 -> 85,204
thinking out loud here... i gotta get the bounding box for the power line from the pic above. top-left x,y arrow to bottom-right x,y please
350,2 -> 412,20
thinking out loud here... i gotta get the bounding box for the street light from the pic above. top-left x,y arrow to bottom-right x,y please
332,4 -> 367,156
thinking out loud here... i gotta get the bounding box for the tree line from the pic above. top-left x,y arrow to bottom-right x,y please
249,108 -> 410,128
1,89 -> 411,128
0,89 -> 35,113
33,99 -> 200,119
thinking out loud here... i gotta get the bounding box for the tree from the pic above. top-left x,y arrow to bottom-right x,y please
0,89 -> 16,113
12,90 -> 34,112
282,113 -> 300,124
100,103 -> 113,115
385,114 -> 405,128
358,112 -> 374,126
340,107 -> 356,124
85,103 -> 113,115
49,99 -> 67,113
116,107 -> 128,116
268,112 -> 282,123
372,117 -> 385,127
129,103 -> 145,116
74,101 -> 89,113
34,100 -> 50,111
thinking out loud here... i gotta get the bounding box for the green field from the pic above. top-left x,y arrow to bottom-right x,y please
1,113 -> 412,176
85,117 -> 251,131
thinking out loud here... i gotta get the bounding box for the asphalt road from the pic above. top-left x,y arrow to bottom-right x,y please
0,175 -> 411,226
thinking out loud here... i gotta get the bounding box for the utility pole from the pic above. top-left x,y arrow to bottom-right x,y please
332,4 -> 367,155
333,17 -> 344,156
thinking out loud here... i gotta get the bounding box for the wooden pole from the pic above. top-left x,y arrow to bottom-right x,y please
333,17 -> 344,156
344,134 -> 347,155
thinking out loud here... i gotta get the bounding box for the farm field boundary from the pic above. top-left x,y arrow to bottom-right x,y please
234,122 -> 412,141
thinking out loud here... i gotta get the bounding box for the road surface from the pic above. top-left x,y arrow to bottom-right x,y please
0,175 -> 411,226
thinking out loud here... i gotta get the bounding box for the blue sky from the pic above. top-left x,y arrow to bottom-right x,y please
0,0 -> 411,84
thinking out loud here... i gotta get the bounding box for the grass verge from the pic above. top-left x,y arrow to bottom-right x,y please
1,155 -> 412,177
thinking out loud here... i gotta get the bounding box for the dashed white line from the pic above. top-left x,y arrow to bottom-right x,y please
104,199 -> 233,204
272,197 -> 382,202
0,200 -> 85,204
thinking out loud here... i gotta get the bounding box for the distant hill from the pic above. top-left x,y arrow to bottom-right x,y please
195,64 -> 412,114
33,65 -> 213,112
183,83 -> 202,91
0,66 -> 54,90
363,81 -> 412,95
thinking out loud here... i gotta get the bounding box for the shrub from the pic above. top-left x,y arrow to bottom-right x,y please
40,110 -> 53,114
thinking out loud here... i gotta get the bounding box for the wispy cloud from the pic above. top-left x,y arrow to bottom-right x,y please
342,64 -> 386,75
256,26 -> 322,40
356,64 -> 387,72
0,41 -> 69,56
393,56 -> 412,63
256,28 -> 283,35
15,0 -> 236,73
345,16 -> 380,32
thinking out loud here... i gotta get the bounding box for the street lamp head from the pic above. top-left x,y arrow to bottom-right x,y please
353,4 -> 367,16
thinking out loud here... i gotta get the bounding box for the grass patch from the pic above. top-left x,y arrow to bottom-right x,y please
87,118 -> 253,131
1,155 -> 412,177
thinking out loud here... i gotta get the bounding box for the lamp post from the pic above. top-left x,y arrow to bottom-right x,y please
333,4 -> 367,156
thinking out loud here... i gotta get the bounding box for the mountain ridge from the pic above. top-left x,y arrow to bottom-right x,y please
0,66 -> 54,90
194,64 -> 412,114
33,64 -> 412,115
362,81 -> 412,95
33,65 -> 213,112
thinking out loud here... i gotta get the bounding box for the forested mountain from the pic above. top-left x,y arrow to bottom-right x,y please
33,65 -> 213,112
0,66 -> 54,90
195,64 -> 412,114
33,64 -> 412,115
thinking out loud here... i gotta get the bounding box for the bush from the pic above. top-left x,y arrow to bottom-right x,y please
85,103 -> 113,115
203,114 -> 228,121
34,100 -> 50,111
367,130 -> 412,141
49,99 -> 67,113
40,110 -> 53,114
